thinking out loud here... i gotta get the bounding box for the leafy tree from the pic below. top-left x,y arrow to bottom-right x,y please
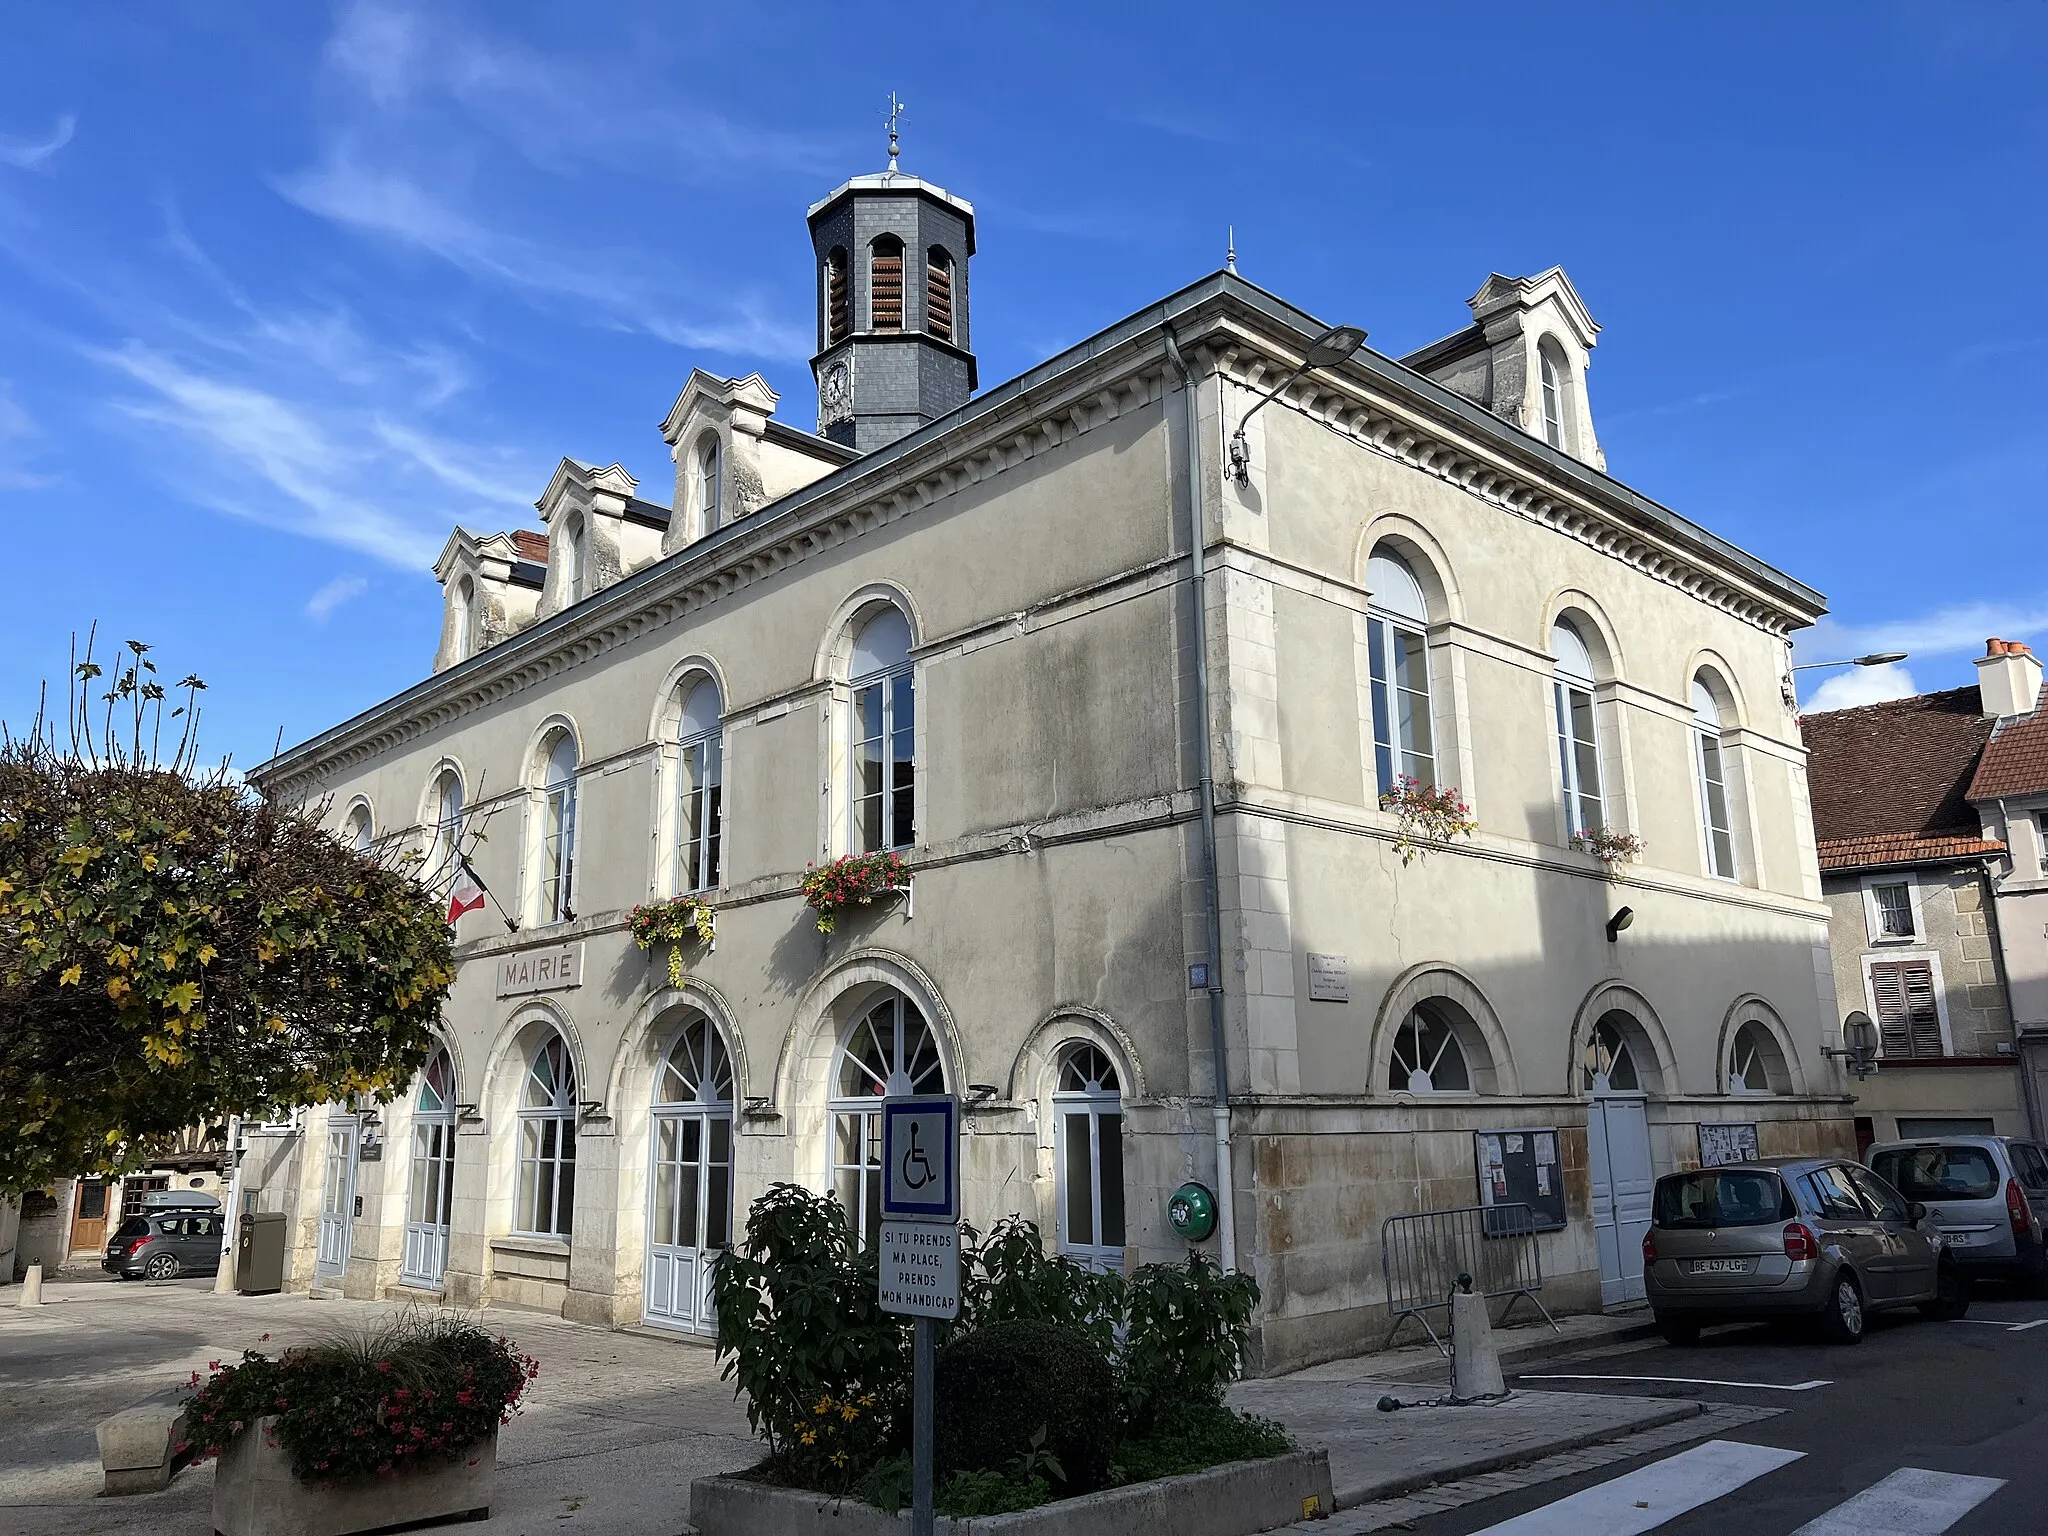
0,636 -> 455,1195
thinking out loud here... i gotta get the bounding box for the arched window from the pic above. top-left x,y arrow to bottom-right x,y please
829,992 -> 945,1245
1584,1012 -> 1643,1093
1692,676 -> 1736,880
825,247 -> 849,345
1388,1001 -> 1472,1093
563,515 -> 587,603
1551,618 -> 1604,840
1728,1020 -> 1788,1095
1366,549 -> 1436,796
428,769 -> 464,883
647,1017 -> 735,1331
926,247 -> 954,344
402,1048 -> 456,1287
675,678 -> 723,893
1539,341 -> 1567,449
539,730 -> 578,924
851,607 -> 915,852
345,803 -> 373,854
453,576 -> 476,662
697,438 -> 723,534
516,1035 -> 577,1237
870,236 -> 904,331
1054,1042 -> 1125,1272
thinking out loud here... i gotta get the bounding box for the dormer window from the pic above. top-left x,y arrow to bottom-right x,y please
926,247 -> 954,344
453,576 -> 475,662
826,247 -> 849,345
563,515 -> 587,603
1539,341 -> 1567,449
697,438 -> 723,534
870,236 -> 904,331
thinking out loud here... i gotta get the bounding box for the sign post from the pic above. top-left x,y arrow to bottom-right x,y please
880,1094 -> 959,1536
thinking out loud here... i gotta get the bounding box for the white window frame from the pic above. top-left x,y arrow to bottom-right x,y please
1859,873 -> 1924,945
344,801 -> 374,854
697,438 -> 723,535
1539,344 -> 1566,449
1053,1043 -> 1126,1273
647,1019 -> 735,1279
1389,1005 -> 1475,1095
427,770 -> 464,887
1551,629 -> 1605,842
1691,683 -> 1737,881
563,515 -> 587,604
1365,553 -> 1436,797
673,681 -> 724,895
827,993 -> 946,1247
1726,1021 -> 1783,1096
850,616 -> 916,854
1859,948 -> 1956,1058
401,1049 -> 457,1288
537,733 -> 579,926
515,1037 -> 578,1239
453,577 -> 475,662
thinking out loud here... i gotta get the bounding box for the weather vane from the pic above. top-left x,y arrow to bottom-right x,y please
884,92 -> 906,172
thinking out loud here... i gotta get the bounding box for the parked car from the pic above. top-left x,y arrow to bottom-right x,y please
1643,1156 -> 1967,1346
1866,1136 -> 2048,1292
103,1200 -> 227,1281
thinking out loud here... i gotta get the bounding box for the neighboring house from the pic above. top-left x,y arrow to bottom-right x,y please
1803,686 -> 2021,1151
243,149 -> 1848,1372
1967,639 -> 2048,1134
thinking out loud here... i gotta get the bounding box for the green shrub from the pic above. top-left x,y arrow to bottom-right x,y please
710,1182 -> 909,1493
1109,1401 -> 1294,1486
935,1319 -> 1116,1493
1120,1253 -> 1261,1430
960,1215 -> 1125,1358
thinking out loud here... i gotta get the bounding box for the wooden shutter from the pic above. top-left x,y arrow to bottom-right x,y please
870,241 -> 903,331
926,252 -> 953,343
1870,960 -> 1944,1059
826,252 -> 849,344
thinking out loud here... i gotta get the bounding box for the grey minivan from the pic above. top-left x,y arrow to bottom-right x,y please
1644,1156 -> 1968,1346
1867,1136 -> 2048,1290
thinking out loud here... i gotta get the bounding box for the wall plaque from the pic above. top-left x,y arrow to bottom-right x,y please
496,942 -> 583,998
1697,1122 -> 1760,1168
1307,953 -> 1349,1002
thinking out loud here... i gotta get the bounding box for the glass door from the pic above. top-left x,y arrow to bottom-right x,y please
402,1118 -> 455,1287
644,1111 -> 732,1332
316,1118 -> 358,1279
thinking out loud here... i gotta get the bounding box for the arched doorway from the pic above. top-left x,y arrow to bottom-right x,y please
401,1049 -> 457,1289
644,1017 -> 734,1333
1582,1009 -> 1657,1307
829,990 -> 946,1247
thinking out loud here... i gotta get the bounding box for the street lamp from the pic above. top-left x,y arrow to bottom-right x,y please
1790,651 -> 1908,673
1228,323 -> 1368,486
1823,1010 -> 1881,1078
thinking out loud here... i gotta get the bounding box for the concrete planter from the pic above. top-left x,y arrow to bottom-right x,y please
689,1449 -> 1332,1536
211,1415 -> 495,1536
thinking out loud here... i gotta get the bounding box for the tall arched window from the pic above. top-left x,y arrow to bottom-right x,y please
870,236 -> 904,331
428,768 -> 464,883
926,247 -> 954,344
539,731 -> 578,924
1388,1001 -> 1472,1093
1728,1020 -> 1788,1095
675,678 -> 724,893
1055,1043 -> 1125,1271
1584,1012 -> 1643,1093
1551,618 -> 1604,840
829,992 -> 945,1245
563,515 -> 588,603
825,247 -> 850,345
1539,342 -> 1567,449
646,1018 -> 735,1332
1692,676 -> 1736,880
401,1048 -> 456,1287
516,1035 -> 577,1237
453,576 -> 476,662
1366,549 -> 1436,796
851,607 -> 915,852
697,438 -> 723,534
345,803 -> 374,854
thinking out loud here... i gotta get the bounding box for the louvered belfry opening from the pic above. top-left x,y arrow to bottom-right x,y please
826,247 -> 849,344
1869,958 -> 1945,1058
926,247 -> 953,343
870,237 -> 904,331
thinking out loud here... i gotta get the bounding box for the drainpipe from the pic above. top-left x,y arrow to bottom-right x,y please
1163,323 -> 1238,1277
1980,846 -> 2040,1138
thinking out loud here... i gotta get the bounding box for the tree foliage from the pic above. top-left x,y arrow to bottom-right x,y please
0,636 -> 455,1194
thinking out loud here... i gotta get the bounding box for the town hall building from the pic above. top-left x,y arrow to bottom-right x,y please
244,147 -> 1849,1372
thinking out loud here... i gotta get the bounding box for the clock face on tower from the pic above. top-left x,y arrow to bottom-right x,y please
820,359 -> 851,425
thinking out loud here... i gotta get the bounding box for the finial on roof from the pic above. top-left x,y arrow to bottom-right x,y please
884,92 -> 906,173
1226,225 -> 1238,275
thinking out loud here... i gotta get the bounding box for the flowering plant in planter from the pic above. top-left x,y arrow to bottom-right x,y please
631,895 -> 717,987
180,1312 -> 536,1485
799,851 -> 909,935
1571,826 -> 1645,880
1378,776 -> 1478,865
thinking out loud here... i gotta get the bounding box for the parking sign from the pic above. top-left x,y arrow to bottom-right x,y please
881,1095 -> 958,1224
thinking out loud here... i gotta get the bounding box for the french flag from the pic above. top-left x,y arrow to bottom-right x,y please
446,858 -> 489,925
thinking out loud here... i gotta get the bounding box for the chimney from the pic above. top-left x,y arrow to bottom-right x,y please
1976,638 -> 2044,718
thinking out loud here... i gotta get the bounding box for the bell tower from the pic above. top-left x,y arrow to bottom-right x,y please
808,101 -> 976,452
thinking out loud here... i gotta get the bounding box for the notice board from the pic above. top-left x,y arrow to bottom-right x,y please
1473,1127 -> 1567,1233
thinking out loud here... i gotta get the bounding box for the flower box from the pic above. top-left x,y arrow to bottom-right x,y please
799,851 -> 910,934
211,1416 -> 495,1536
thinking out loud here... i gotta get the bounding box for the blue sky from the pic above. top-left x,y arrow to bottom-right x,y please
2,2 -> 2043,765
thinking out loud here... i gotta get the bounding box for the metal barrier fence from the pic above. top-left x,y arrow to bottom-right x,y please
1380,1202 -> 1558,1353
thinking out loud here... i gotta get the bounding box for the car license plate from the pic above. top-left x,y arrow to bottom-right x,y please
1688,1258 -> 1750,1274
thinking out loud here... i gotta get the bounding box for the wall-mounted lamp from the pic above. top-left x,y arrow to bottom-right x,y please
1605,907 -> 1635,943
456,1102 -> 481,1124
966,1084 -> 1000,1106
1823,1010 -> 1881,1079
1228,324 -> 1368,486
578,1099 -> 610,1124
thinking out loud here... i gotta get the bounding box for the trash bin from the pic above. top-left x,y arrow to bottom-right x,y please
237,1211 -> 287,1296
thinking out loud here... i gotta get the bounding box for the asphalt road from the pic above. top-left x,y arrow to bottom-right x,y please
1403,1284 -> 2048,1534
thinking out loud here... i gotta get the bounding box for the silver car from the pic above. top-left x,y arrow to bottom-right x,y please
1643,1156 -> 1968,1346
1867,1137 -> 2048,1291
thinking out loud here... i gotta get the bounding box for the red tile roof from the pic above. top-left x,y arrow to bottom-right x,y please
1969,707 -> 2048,801
1801,687 -> 1997,869
510,529 -> 550,562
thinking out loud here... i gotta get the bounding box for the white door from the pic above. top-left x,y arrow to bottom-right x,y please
401,1118 -> 454,1288
643,1111 -> 731,1332
1588,1095 -> 1654,1306
316,1118 -> 358,1279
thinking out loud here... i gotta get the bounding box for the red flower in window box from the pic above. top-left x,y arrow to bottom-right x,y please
799,852 -> 910,934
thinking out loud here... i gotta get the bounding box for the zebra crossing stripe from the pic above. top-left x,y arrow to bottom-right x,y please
1789,1467 -> 2006,1534
1467,1439 -> 1804,1534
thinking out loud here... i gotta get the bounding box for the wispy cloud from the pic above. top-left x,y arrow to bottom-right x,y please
0,380 -> 55,489
0,114 -> 76,172
306,574 -> 369,622
1601,387 -> 1743,427
1804,661 -> 1919,713
1800,600 -> 2048,664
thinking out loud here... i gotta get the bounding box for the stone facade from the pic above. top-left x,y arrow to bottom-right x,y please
242,177 -> 1853,1369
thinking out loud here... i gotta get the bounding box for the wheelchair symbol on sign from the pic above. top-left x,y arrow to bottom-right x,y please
901,1123 -> 935,1190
